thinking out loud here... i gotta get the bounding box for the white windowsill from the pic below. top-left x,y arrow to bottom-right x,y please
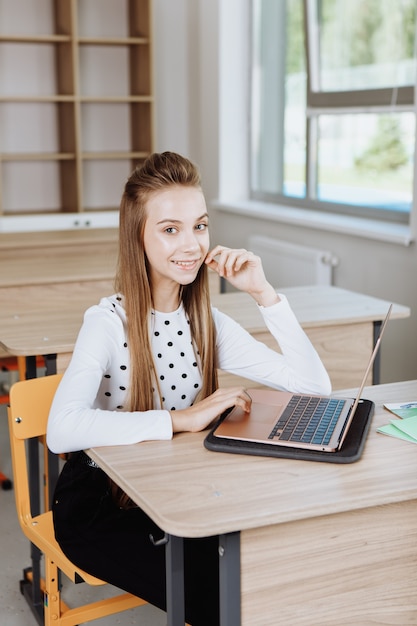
212,199 -> 414,247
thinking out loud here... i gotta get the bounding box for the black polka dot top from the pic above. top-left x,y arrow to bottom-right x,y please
150,304 -> 202,411
97,295 -> 202,412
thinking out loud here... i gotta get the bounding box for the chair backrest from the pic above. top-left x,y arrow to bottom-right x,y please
9,374 -> 63,440
8,374 -> 63,523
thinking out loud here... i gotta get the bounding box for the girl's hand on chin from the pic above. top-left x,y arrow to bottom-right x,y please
205,245 -> 279,307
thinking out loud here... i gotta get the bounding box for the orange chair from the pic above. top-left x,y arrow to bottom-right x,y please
0,355 -> 45,403
8,374 -> 148,625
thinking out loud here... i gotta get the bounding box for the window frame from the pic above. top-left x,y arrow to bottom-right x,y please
249,0 -> 417,226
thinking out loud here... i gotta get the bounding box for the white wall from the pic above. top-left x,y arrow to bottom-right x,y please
153,0 -> 416,385
1,1 -> 414,383
152,0 -> 219,194
152,0 -> 191,155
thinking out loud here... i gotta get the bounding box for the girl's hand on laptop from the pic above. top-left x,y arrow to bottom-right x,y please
170,386 -> 252,433
205,245 -> 279,307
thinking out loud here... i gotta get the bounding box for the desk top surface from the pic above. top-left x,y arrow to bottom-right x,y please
0,228 -> 119,287
0,284 -> 410,356
0,227 -> 119,250
212,286 -> 409,330
89,379 -> 417,538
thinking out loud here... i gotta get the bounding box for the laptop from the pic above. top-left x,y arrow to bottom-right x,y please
211,304 -> 392,454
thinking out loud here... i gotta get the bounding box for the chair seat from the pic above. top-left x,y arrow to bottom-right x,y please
22,510 -> 106,586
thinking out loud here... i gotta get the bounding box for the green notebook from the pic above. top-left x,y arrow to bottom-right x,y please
377,401 -> 417,443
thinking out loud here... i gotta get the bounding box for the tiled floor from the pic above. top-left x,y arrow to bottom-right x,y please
0,399 -> 167,626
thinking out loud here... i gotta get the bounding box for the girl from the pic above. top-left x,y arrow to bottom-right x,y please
47,151 -> 331,625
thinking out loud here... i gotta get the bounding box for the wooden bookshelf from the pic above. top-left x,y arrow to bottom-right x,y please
0,0 -> 154,216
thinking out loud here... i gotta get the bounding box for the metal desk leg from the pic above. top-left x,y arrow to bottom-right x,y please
25,355 -> 38,380
43,354 -> 59,507
25,354 -> 59,508
373,321 -> 382,384
44,353 -> 57,376
219,532 -> 241,625
21,356 -> 43,622
165,532 -> 241,625
22,434 -> 44,625
20,354 -> 59,624
166,534 -> 185,626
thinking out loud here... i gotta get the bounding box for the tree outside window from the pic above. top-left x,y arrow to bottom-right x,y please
251,0 -> 416,222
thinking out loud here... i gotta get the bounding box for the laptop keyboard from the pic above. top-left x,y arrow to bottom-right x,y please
268,396 -> 346,446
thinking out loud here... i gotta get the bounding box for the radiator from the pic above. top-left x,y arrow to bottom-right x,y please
248,235 -> 338,287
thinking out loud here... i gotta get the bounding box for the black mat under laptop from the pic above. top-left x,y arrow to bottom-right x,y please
204,398 -> 374,464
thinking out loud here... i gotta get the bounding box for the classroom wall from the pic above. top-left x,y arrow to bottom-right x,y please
1,1 -> 414,383
153,0 -> 416,385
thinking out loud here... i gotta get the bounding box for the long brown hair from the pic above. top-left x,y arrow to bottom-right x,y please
115,151 -> 218,412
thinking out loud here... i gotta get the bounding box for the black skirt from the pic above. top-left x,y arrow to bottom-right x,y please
52,451 -> 220,626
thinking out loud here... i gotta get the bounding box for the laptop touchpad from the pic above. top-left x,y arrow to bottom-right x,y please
249,402 -> 282,424
215,402 -> 283,440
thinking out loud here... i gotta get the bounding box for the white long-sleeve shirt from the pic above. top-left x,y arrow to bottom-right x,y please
46,293 -> 331,453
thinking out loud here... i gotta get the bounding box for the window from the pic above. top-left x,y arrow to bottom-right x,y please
250,0 -> 417,224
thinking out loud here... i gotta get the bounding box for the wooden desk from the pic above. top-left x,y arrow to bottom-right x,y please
0,228 -> 118,252
0,226 -> 219,363
0,285 -> 409,388
0,227 -> 410,386
213,286 -> 409,389
0,228 -> 119,364
89,379 -> 417,625
0,228 -> 119,288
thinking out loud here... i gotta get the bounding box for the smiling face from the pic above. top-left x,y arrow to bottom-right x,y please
143,185 -> 210,297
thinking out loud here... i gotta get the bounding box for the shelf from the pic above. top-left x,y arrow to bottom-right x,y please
0,95 -> 77,102
78,37 -> 150,45
0,96 -> 153,103
0,0 -> 154,217
0,153 -> 75,162
0,34 -> 71,43
82,152 -> 150,160
80,96 -> 153,102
